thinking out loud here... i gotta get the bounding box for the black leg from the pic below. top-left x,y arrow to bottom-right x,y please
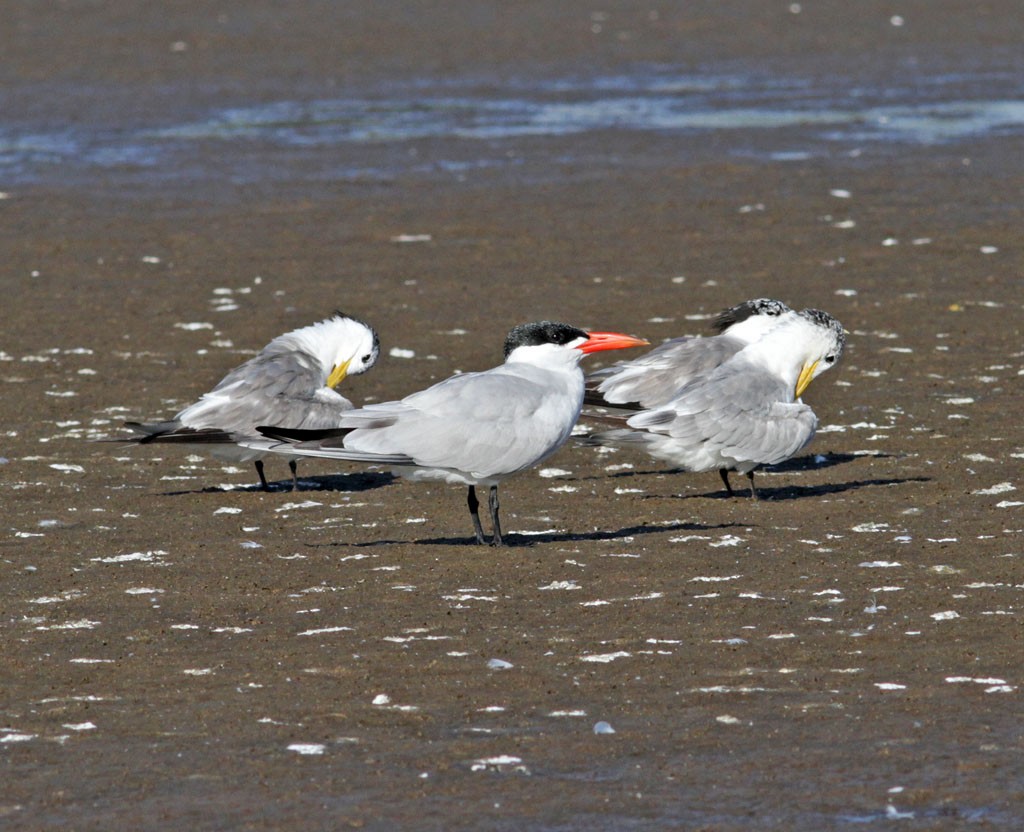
488,485 -> 503,547
719,468 -> 735,496
254,459 -> 270,491
288,459 -> 299,491
747,471 -> 758,501
467,485 -> 487,545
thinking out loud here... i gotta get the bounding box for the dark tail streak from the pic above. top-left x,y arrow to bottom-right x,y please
256,425 -> 355,443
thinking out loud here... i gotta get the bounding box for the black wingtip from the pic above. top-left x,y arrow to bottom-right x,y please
582,390 -> 643,411
256,425 -> 354,442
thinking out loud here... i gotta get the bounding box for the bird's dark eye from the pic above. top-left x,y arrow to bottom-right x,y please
361,354 -> 372,363
825,355 -> 836,364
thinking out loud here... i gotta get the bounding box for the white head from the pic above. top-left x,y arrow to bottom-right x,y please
711,298 -> 796,344
747,308 -> 846,397
274,313 -> 380,389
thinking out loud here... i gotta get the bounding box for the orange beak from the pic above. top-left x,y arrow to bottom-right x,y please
576,331 -> 650,355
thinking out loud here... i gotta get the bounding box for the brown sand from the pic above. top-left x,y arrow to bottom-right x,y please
2,2 -> 1023,829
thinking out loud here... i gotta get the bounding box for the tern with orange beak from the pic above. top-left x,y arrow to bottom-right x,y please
247,321 -> 648,544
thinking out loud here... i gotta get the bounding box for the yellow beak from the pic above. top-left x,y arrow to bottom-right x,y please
795,359 -> 820,398
326,357 -> 352,389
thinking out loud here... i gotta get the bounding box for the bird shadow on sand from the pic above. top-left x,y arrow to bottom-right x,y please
587,451 -> 895,484
159,471 -> 396,496
765,451 -> 896,472
313,520 -> 746,549
668,475 -> 931,502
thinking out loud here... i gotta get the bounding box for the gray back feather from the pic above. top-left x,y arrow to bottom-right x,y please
596,358 -> 817,470
177,349 -> 352,435
587,334 -> 747,408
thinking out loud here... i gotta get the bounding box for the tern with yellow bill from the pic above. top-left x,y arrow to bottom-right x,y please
113,312 -> 379,490
584,309 -> 846,500
583,297 -> 798,494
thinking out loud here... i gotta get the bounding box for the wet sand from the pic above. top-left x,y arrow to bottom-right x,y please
2,2 -> 1023,829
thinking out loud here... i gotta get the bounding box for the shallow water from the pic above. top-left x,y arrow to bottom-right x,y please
3,66 -> 1024,190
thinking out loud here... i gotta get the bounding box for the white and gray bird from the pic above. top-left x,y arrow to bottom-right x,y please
246,321 -> 648,545
583,298 -> 797,494
115,313 -> 380,491
585,309 -> 846,500
585,298 -> 796,410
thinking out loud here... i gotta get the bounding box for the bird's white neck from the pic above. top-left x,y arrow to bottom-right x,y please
740,325 -> 809,395
505,343 -> 585,373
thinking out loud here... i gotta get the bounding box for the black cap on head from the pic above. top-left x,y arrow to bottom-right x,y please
711,298 -> 791,334
504,321 -> 588,358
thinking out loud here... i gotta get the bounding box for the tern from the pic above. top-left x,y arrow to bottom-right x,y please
584,298 -> 797,494
585,309 -> 846,500
114,313 -> 380,491
585,298 -> 796,410
248,321 -> 648,545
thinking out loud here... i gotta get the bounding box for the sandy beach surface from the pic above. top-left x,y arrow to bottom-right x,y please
2,2 -> 1023,828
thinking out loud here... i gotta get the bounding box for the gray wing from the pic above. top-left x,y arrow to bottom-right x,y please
341,368 -> 579,478
209,349 -> 324,399
119,420 -> 237,445
627,366 -> 817,468
176,350 -> 351,434
256,366 -> 581,480
238,434 -> 415,466
586,335 -> 746,409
